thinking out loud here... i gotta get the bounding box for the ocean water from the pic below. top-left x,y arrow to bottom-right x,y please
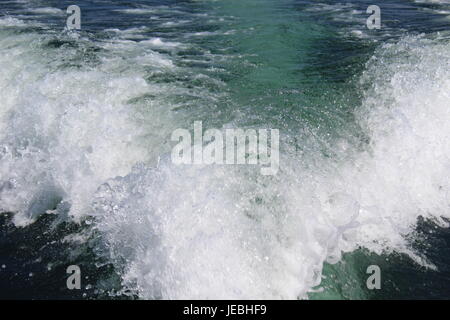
0,0 -> 449,299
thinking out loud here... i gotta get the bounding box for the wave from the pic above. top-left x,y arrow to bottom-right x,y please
0,14 -> 448,299
92,35 -> 449,298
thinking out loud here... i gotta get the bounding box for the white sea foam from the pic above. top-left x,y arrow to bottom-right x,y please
91,35 -> 449,298
28,7 -> 64,15
139,37 -> 183,49
116,9 -> 157,15
0,16 -> 448,299
0,26 -> 196,226
0,16 -> 27,27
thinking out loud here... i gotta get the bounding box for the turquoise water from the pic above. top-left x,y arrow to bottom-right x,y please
0,0 -> 449,299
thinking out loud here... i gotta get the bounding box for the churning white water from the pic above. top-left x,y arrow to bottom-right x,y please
0,12 -> 449,299
92,35 -> 450,299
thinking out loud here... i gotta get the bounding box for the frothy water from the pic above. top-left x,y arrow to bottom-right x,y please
0,0 -> 449,299
91,36 -> 449,299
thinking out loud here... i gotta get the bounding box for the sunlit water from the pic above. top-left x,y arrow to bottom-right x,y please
0,0 -> 449,299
